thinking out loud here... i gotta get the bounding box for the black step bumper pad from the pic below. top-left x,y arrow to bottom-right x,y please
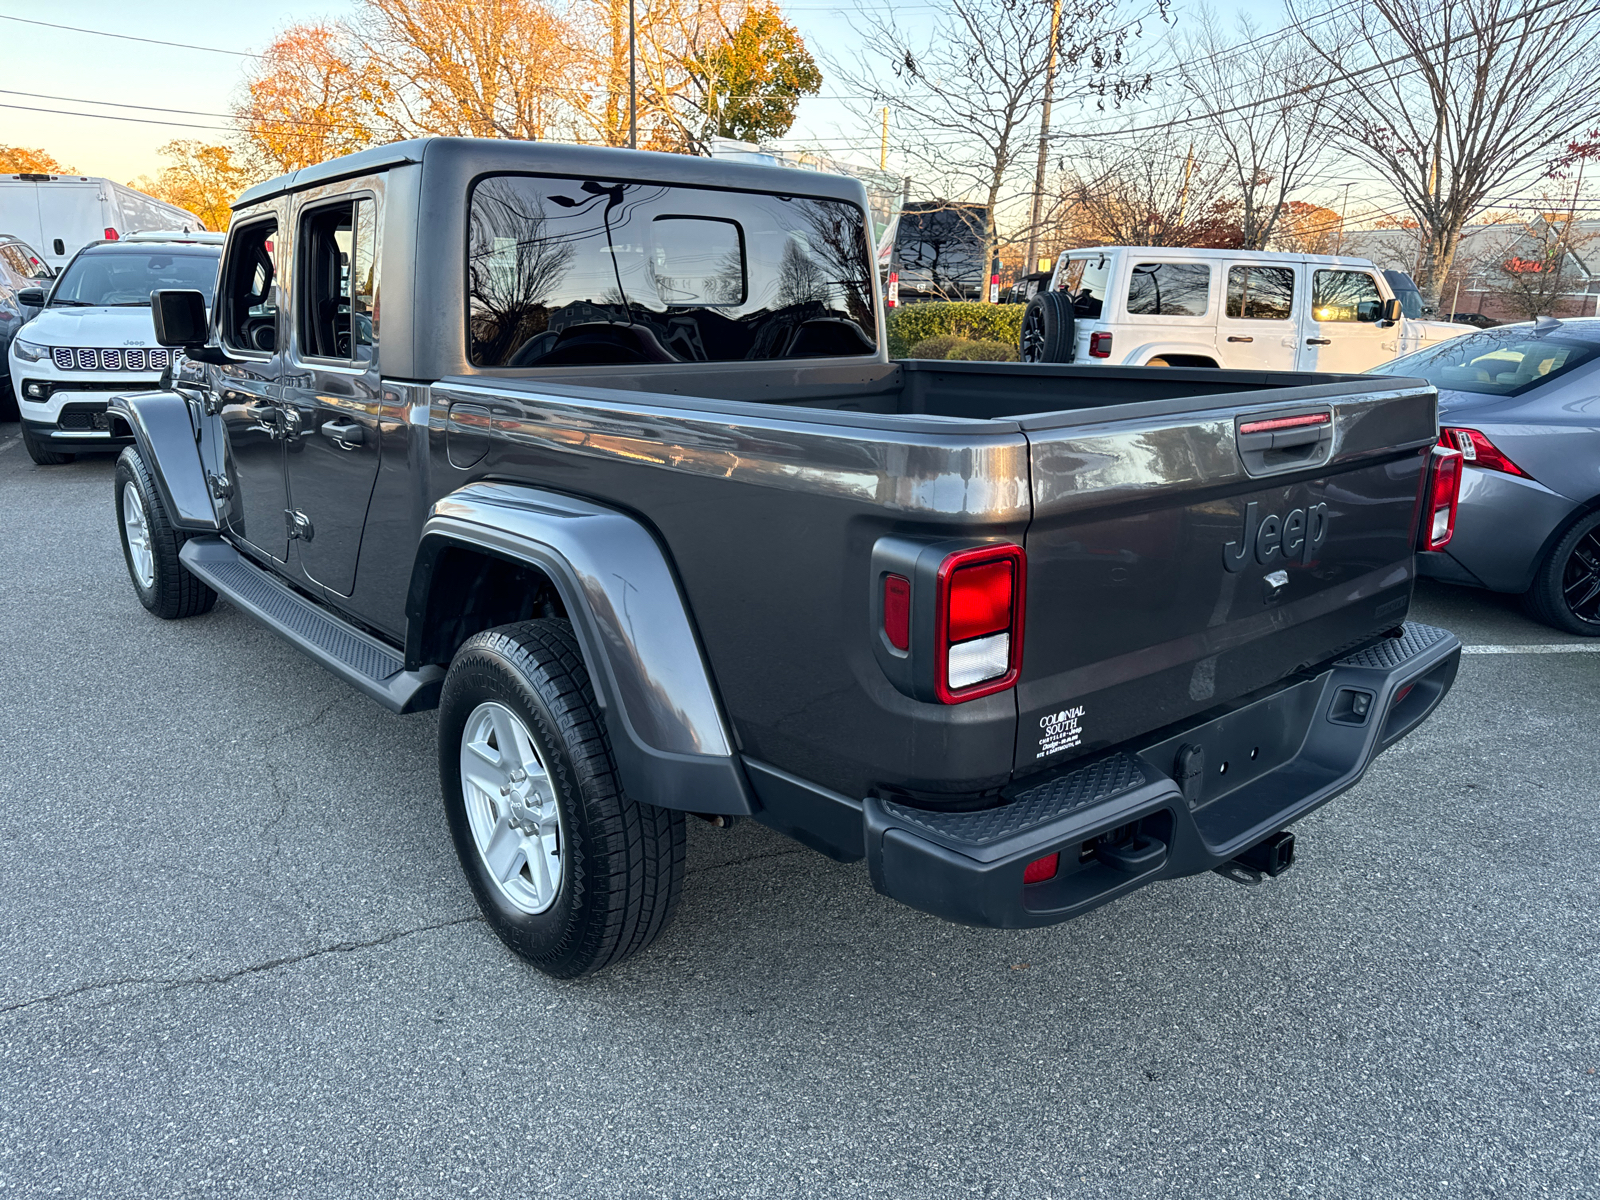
863,622 -> 1461,928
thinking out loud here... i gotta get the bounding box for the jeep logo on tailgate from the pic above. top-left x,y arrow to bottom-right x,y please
1222,501 -> 1330,572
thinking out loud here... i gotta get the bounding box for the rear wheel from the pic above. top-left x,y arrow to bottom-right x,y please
1019,291 -> 1075,363
1524,510 -> 1600,636
22,427 -> 73,466
114,448 -> 217,619
438,620 -> 686,978
0,377 -> 18,423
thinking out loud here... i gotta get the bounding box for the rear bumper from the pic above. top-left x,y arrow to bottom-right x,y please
864,622 -> 1461,928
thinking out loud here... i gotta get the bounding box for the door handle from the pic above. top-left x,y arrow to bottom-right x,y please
1226,336 -> 1253,343
242,400 -> 278,426
1306,338 -> 1332,345
320,419 -> 364,450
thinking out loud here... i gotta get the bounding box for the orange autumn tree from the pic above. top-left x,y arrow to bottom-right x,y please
0,146 -> 77,174
237,22 -> 384,173
129,141 -> 254,231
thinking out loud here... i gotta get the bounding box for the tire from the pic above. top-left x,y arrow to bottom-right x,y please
1019,291 -> 1075,363
114,447 -> 218,619
438,620 -> 687,978
22,426 -> 73,466
1523,509 -> 1600,636
0,376 -> 18,423
1146,357 -> 1171,367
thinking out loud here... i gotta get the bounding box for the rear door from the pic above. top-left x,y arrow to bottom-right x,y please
1217,261 -> 1300,370
1013,379 -> 1437,776
281,186 -> 385,598
34,182 -> 107,268
1297,267 -> 1394,372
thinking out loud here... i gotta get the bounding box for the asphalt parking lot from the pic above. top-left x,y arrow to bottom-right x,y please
1,428 -> 1596,1200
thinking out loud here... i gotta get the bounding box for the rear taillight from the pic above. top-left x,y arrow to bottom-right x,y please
935,544 -> 1025,703
103,227 -> 119,241
1442,427 -> 1528,478
886,271 -> 899,309
1089,331 -> 1113,358
1419,444 -> 1463,551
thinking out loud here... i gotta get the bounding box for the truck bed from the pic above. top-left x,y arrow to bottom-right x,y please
425,359 -> 1436,809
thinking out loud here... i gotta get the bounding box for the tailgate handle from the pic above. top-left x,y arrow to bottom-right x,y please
1236,409 -> 1334,477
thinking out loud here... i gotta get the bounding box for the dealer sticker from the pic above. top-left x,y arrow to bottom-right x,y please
1036,705 -> 1086,759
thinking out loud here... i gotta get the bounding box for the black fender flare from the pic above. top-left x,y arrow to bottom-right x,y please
409,482 -> 753,816
106,391 -> 219,532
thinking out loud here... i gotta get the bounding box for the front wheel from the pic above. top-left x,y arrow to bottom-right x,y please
114,448 -> 217,619
1523,510 -> 1600,636
438,620 -> 686,978
22,427 -> 73,466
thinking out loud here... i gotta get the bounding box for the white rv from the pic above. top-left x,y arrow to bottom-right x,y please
0,175 -> 206,272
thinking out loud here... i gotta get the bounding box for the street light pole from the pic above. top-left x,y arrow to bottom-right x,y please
628,0 -> 638,149
1336,182 -> 1353,256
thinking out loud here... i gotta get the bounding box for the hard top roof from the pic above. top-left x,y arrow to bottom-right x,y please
1062,245 -> 1383,269
233,137 -> 873,210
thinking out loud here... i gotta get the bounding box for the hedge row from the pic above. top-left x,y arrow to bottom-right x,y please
886,301 -> 1025,359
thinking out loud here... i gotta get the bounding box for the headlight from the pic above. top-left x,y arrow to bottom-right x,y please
11,338 -> 48,362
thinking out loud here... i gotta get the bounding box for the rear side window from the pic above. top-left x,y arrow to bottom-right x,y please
1058,254 -> 1110,318
467,175 -> 877,367
1313,270 -> 1383,322
220,219 -> 278,353
1226,266 -> 1295,320
297,197 -> 378,364
1126,262 -> 1211,317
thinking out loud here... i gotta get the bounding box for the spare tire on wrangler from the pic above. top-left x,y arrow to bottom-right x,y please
1019,290 -> 1075,363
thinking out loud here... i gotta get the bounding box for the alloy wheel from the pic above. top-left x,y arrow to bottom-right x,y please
1561,526 -> 1600,626
1020,306 -> 1045,362
458,701 -> 566,914
121,481 -> 155,589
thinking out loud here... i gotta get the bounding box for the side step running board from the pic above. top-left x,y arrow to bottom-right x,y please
179,537 -> 444,713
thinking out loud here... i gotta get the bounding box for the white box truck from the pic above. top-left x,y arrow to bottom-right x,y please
0,174 -> 206,271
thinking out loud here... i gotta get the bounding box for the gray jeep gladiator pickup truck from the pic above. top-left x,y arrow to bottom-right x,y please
109,138 -> 1464,978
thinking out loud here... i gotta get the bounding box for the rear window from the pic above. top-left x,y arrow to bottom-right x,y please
467,176 -> 877,367
1369,330 -> 1599,396
1126,261 -> 1211,317
1057,253 -> 1111,318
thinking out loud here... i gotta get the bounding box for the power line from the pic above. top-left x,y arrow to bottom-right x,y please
0,14 -> 264,58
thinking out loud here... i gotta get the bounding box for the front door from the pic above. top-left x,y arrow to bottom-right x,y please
1297,267 -> 1395,372
1218,261 -> 1300,371
212,213 -> 287,562
281,192 -> 384,598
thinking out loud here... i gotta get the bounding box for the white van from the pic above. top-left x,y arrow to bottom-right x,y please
1019,246 -> 1474,373
0,175 -> 206,272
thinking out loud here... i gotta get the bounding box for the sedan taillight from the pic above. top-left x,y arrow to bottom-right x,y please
1419,444 -> 1464,552
1441,427 -> 1529,478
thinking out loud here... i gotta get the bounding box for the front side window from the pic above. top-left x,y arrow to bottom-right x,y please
1312,270 -> 1383,322
1369,331 -> 1599,397
49,248 -> 219,308
221,220 -> 278,353
467,176 -> 877,367
298,197 -> 378,363
1126,261 -> 1211,317
1226,266 -> 1295,320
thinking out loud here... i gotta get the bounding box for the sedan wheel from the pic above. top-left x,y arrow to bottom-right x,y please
1524,510 -> 1600,636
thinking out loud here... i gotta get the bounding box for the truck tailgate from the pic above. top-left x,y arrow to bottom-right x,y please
1014,380 -> 1436,774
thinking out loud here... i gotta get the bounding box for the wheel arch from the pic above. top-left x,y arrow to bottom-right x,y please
1138,346 -> 1220,368
408,482 -> 753,815
107,391 -> 219,532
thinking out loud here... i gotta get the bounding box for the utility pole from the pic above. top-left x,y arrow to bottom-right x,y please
628,0 -> 638,149
1336,182 -> 1353,255
1175,143 -> 1196,231
1024,0 -> 1063,275
879,108 -> 889,171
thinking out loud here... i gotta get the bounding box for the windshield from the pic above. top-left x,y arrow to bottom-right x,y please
1369,328 -> 1599,396
1382,269 -> 1425,319
50,248 -> 219,308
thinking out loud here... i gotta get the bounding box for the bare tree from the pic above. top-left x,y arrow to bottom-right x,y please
1057,135 -> 1241,247
1177,10 -> 1333,250
1293,0 -> 1600,305
1487,208 -> 1598,319
834,0 -> 1167,288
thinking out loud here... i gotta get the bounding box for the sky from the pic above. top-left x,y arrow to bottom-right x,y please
0,0 -> 1259,187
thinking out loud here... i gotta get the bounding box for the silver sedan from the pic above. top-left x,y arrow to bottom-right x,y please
1370,317 -> 1600,635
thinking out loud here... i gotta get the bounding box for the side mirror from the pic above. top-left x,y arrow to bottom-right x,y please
17,287 -> 45,308
151,289 -> 208,347
1380,297 -> 1403,324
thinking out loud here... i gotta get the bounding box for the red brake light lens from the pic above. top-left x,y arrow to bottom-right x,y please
1089,331 -> 1113,358
947,561 -> 1013,642
1442,427 -> 1528,478
883,574 -> 911,651
1023,852 -> 1059,884
103,227 -> 119,241
1421,445 -> 1463,551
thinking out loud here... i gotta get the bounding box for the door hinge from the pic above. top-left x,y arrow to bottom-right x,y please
285,509 -> 314,541
207,472 -> 232,500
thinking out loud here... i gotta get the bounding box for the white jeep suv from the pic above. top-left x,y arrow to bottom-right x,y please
8,233 -> 222,465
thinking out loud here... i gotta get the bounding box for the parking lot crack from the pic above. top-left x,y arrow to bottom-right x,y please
0,916 -> 484,1016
